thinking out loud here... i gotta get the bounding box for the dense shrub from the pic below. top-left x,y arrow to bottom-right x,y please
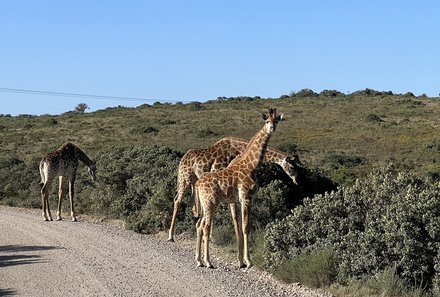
366,113 -> 384,123
132,125 -> 159,134
274,248 -> 337,288
264,166 -> 440,292
197,127 -> 218,138
319,89 -> 345,97
252,180 -> 292,227
293,163 -> 338,201
351,88 -> 393,97
295,88 -> 319,98
89,145 -> 183,233
0,157 -> 40,208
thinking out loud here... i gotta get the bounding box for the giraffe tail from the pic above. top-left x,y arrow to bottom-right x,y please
192,185 -> 201,220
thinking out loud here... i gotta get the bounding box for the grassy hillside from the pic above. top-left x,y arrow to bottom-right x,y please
1,92 -> 439,295
1,93 -> 439,185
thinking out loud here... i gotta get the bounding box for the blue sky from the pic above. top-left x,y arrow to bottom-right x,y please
1,1 -> 439,115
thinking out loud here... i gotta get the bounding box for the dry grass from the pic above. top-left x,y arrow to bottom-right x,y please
1,95 -> 439,185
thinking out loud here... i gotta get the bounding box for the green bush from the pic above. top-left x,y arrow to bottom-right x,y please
319,89 -> 345,97
366,113 -> 384,123
331,267 -> 427,297
89,145 -> 182,233
434,251 -> 440,295
212,224 -> 235,247
264,166 -> 440,292
274,248 -> 337,288
0,157 -> 40,208
295,88 -> 318,98
252,180 -> 291,227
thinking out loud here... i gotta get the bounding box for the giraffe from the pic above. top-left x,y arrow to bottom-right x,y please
167,136 -> 299,242
39,142 -> 96,221
194,108 -> 282,268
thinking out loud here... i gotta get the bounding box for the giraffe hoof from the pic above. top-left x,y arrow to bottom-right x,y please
167,237 -> 175,242
197,262 -> 205,268
56,217 -> 62,221
71,217 -> 77,222
239,263 -> 246,269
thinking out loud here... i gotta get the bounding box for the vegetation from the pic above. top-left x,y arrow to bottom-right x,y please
74,103 -> 90,113
0,89 -> 439,294
265,167 -> 440,293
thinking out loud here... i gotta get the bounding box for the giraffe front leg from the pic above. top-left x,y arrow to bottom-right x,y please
241,199 -> 252,268
203,210 -> 214,269
69,181 -> 77,221
57,176 -> 64,221
230,203 -> 244,267
168,191 -> 185,242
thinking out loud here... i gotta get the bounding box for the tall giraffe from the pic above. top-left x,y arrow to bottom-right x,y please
194,108 -> 282,268
167,137 -> 299,241
39,142 -> 96,221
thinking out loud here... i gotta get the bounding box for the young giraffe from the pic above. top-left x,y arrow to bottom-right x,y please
167,137 -> 299,242
39,142 -> 96,221
194,108 -> 282,268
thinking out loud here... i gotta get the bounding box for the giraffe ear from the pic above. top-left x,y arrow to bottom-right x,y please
261,113 -> 268,120
276,114 -> 283,121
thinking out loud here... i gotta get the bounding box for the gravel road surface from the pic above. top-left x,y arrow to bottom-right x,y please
0,206 -> 330,297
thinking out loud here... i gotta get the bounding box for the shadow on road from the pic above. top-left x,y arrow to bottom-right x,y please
0,288 -> 16,296
0,245 -> 60,268
0,245 -> 60,253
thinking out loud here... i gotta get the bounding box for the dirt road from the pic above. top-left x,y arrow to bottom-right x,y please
0,206 -> 328,297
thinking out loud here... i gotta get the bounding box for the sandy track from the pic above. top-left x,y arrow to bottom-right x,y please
0,206 -> 329,297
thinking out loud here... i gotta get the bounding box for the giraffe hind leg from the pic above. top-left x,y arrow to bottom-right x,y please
41,185 -> 52,221
202,203 -> 215,269
195,217 -> 204,267
41,190 -> 49,221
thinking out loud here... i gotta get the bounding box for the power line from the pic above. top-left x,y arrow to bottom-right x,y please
0,87 -> 193,103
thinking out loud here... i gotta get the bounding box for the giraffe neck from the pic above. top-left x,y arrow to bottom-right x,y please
264,148 -> 288,167
73,146 -> 93,166
236,127 -> 272,171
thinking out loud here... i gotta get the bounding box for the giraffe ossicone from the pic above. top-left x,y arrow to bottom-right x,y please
39,142 -> 96,222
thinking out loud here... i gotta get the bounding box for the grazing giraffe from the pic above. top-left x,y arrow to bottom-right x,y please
167,137 -> 299,242
39,142 -> 96,221
194,108 -> 282,268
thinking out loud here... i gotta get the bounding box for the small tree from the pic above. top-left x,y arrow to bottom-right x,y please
296,88 -> 318,98
75,103 -> 89,113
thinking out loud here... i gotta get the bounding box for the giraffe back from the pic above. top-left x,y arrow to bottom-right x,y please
39,143 -> 82,182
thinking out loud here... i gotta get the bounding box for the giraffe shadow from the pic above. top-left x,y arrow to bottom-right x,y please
0,245 -> 60,268
0,288 -> 16,296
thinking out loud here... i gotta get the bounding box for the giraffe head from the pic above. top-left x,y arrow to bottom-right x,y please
261,108 -> 283,134
281,156 -> 300,185
88,160 -> 97,181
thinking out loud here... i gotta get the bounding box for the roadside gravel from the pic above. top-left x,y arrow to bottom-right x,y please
0,206 -> 331,297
